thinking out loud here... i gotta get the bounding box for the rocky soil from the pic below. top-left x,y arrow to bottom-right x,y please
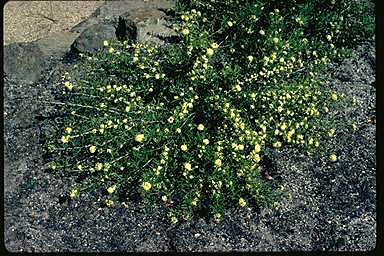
4,0 -> 376,252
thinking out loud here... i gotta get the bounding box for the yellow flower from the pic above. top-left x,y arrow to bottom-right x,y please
89,145 -> 97,153
103,40 -> 109,47
197,124 -> 205,131
142,182 -> 152,191
203,139 -> 210,145
235,84 -> 242,91
61,135 -> 70,144
104,163 -> 111,171
247,55 -> 254,62
182,28 -> 189,35
352,123 -> 358,131
176,128 -> 182,133
107,185 -> 116,194
95,162 -> 103,171
168,116 -> 174,123
69,188 -> 79,198
328,128 -> 335,137
65,127 -> 73,134
254,144 -> 261,153
273,141 -> 282,148
239,197 -> 246,207
181,144 -> 188,151
227,21 -> 233,27
238,144 -> 244,151
184,162 -> 192,171
105,199 -> 113,207
133,56 -> 139,62
135,134 -> 145,142
296,17 -> 304,25
274,129 -> 280,136
64,81 -> 73,91
109,47 -> 114,53
330,154 -> 337,162
259,29 -> 265,35
207,48 -> 214,56
288,129 -> 295,137
326,35 -> 332,41
171,216 -> 178,224
211,42 -> 219,49
215,159 -> 222,167
254,154 -> 261,162
332,92 -> 338,101
161,195 -> 167,202
273,37 -> 279,44
214,213 -> 222,222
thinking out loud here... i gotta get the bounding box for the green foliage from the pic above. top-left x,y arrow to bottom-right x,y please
45,0 -> 374,223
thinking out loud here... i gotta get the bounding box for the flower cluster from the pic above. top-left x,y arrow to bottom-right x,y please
45,0 -> 372,224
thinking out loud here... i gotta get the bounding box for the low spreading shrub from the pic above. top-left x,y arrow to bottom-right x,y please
45,0 -> 374,223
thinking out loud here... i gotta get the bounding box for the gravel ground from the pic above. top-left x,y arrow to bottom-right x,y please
3,1 -> 105,45
4,1 -> 377,253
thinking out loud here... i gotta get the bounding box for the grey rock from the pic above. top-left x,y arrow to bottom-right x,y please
35,31 -> 79,57
70,20 -> 133,55
4,42 -> 45,84
70,0 -> 175,28
71,0 -> 177,46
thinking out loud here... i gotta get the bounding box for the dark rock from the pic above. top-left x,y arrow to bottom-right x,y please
114,13 -> 137,42
4,42 -> 45,84
70,23 -> 120,55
